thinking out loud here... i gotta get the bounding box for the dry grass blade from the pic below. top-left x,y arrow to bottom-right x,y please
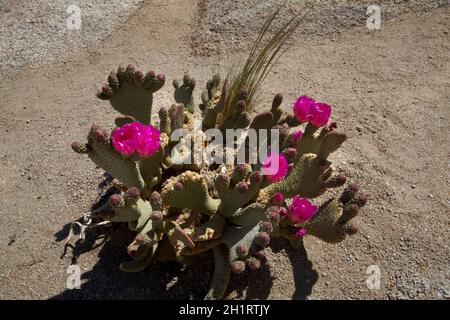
220,6 -> 311,122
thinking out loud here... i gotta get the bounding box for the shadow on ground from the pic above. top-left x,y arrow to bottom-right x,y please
52,210 -> 317,300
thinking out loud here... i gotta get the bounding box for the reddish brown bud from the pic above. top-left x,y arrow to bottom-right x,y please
236,181 -> 249,193
109,193 -> 124,207
247,257 -> 261,270
231,260 -> 246,274
235,244 -> 248,258
174,182 -> 184,191
150,211 -> 163,221
254,231 -> 270,247
125,187 -> 140,202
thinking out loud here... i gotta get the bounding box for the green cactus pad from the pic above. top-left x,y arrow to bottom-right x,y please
173,74 -> 196,113
109,196 -> 152,226
264,153 -> 332,199
202,79 -> 227,130
138,149 -> 163,185
222,223 -> 261,261
161,171 -> 220,215
228,203 -> 267,227
97,65 -> 165,124
77,124 -> 145,190
215,174 -> 262,217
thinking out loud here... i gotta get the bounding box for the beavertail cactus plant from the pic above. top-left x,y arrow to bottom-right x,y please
68,10 -> 369,300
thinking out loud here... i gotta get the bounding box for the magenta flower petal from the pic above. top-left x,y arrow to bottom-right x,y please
309,102 -> 332,127
293,96 -> 315,123
112,122 -> 143,155
288,195 -> 318,224
136,124 -> 161,158
112,122 -> 160,158
295,227 -> 307,237
261,152 -> 289,183
292,130 -> 303,144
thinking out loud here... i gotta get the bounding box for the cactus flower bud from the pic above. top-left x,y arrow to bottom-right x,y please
260,221 -> 273,233
235,244 -> 248,258
125,187 -> 140,202
272,192 -> 284,206
231,260 -> 246,274
295,227 -> 307,237
174,181 -> 184,191
356,193 -> 368,207
235,163 -> 250,176
247,257 -> 261,271
236,181 -> 249,193
157,73 -> 165,83
250,170 -> 262,184
283,147 -> 297,162
291,130 -> 303,143
217,173 -> 229,185
255,249 -> 266,260
109,193 -> 124,207
343,204 -> 359,216
150,191 -> 162,205
89,124 -> 109,144
267,206 -> 280,225
340,182 -> 359,203
150,211 -> 163,221
254,232 -> 270,247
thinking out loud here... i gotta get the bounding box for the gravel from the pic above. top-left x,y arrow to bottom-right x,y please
190,0 -> 449,55
0,0 -> 144,75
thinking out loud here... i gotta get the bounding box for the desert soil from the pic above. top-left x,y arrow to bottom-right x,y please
0,0 -> 449,299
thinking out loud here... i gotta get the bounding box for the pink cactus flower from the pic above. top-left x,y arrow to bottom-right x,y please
288,195 -> 318,224
293,95 -> 315,123
261,152 -> 289,183
112,122 -> 142,155
112,122 -> 160,158
293,95 -> 333,127
295,227 -> 307,237
136,124 -> 161,157
309,102 -> 332,127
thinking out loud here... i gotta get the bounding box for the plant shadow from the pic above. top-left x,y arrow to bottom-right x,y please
225,237 -> 318,300
52,222 -> 317,300
53,178 -> 317,300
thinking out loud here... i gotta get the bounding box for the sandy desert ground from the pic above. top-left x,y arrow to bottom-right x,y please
0,0 -> 449,299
